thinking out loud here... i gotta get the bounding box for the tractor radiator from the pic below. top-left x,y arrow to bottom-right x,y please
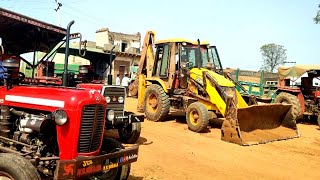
103,86 -> 125,117
78,105 -> 104,153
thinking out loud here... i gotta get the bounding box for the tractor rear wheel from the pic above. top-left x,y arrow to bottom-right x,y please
0,153 -> 41,180
144,84 -> 170,122
186,102 -> 209,133
274,92 -> 301,121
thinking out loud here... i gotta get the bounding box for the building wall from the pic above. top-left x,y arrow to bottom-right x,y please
96,27 -> 141,80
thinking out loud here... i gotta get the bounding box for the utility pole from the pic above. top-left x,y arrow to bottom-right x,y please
54,0 -> 62,27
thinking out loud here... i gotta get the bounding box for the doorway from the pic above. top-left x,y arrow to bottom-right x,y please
119,65 -> 126,79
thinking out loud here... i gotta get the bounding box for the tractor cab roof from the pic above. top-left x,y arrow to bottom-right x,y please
155,38 -> 210,45
0,8 -> 66,55
278,64 -> 320,79
57,42 -> 116,66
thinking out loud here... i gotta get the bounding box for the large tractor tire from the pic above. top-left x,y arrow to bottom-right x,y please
144,84 -> 170,122
0,153 -> 41,180
118,122 -> 141,144
186,102 -> 209,133
274,92 -> 301,121
90,138 -> 130,180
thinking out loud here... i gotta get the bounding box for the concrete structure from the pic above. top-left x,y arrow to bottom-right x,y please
95,28 -> 141,79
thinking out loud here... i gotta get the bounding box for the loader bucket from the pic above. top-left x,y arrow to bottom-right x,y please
221,103 -> 299,146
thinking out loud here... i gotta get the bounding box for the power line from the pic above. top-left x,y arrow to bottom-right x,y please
62,2 -> 106,24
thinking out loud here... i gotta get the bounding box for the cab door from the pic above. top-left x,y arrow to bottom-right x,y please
152,43 -> 177,90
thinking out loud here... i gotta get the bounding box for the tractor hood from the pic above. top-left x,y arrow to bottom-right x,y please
0,85 -> 105,112
56,43 -> 116,66
190,68 -> 235,87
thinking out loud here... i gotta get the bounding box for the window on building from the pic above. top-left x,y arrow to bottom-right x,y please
121,42 -> 127,52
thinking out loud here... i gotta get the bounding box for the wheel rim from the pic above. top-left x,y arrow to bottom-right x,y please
147,94 -> 158,113
189,109 -> 200,126
0,171 -> 13,180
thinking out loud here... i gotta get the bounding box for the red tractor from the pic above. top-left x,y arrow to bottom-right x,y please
54,44 -> 144,144
274,65 -> 320,127
0,7 -> 139,179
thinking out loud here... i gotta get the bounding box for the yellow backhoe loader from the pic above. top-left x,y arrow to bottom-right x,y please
131,31 -> 299,145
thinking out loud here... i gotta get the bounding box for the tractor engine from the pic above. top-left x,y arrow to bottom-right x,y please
0,105 -> 58,176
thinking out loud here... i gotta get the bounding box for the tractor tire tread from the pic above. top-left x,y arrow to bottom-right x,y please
0,153 -> 40,180
275,92 -> 301,121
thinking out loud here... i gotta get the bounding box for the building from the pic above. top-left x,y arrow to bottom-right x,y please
95,28 -> 141,79
20,28 -> 141,80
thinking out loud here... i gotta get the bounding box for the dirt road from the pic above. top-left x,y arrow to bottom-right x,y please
110,98 -> 320,180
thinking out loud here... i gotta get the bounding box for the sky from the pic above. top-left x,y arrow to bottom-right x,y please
1,0 -> 320,71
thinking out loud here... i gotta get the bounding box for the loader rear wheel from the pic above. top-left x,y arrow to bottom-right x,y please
144,84 -> 170,122
186,102 -> 209,133
0,153 -> 41,180
274,92 -> 301,121
129,83 -> 138,97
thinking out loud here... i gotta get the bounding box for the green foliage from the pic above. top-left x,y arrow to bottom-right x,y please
315,4 -> 320,24
260,43 -> 287,72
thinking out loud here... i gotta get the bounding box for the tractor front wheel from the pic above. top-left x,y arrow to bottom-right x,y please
144,84 -> 170,122
186,102 -> 209,133
274,92 -> 301,121
118,122 -> 141,144
90,138 -> 130,180
0,153 -> 41,180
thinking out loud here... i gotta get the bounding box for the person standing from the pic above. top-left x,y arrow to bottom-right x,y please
115,74 -> 121,85
121,74 -> 131,96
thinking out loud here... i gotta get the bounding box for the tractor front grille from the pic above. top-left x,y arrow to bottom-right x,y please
103,86 -> 125,117
78,105 -> 105,153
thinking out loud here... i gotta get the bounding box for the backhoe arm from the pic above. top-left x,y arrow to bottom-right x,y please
129,31 -> 155,96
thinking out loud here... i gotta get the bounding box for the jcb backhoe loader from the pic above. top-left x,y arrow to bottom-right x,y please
133,31 -> 299,145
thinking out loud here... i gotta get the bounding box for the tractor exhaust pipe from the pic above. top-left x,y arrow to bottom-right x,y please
62,20 -> 75,87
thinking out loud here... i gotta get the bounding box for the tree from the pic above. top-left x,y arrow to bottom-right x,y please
260,43 -> 287,72
314,4 -> 320,24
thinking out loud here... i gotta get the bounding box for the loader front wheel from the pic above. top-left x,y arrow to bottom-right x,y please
274,92 -> 301,121
186,102 -> 209,133
144,84 -> 170,122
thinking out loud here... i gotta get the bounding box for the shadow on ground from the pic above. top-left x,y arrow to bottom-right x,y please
128,175 -> 144,180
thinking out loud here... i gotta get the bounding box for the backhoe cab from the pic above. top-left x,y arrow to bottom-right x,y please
136,31 -> 299,146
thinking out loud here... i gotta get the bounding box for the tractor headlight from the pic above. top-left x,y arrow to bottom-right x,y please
118,96 -> 124,103
106,96 -> 111,103
53,110 -> 68,126
107,109 -> 114,121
